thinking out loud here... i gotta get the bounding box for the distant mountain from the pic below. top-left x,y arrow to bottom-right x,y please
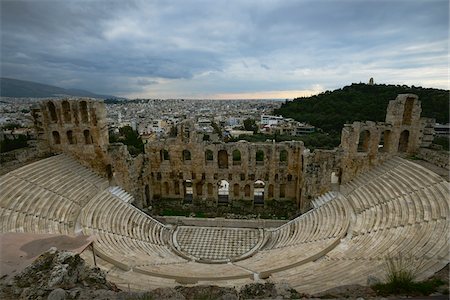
0,77 -> 115,99
274,83 -> 449,133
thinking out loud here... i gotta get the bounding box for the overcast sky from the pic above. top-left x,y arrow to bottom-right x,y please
1,0 -> 448,99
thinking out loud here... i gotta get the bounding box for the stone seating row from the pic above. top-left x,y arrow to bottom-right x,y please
272,218 -> 448,294
80,190 -> 168,245
266,196 -> 350,249
0,175 -> 80,226
352,181 -> 449,234
344,160 -> 447,214
0,207 -> 71,235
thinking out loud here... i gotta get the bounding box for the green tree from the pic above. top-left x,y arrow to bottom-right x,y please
243,118 -> 258,133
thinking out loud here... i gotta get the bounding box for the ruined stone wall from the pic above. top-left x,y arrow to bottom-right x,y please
31,94 -> 433,214
338,94 -> 429,184
107,144 -> 145,206
301,149 -> 341,211
142,132 -> 304,209
34,99 -> 110,176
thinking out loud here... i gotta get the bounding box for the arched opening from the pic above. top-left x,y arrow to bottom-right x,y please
218,150 -> 228,169
402,97 -> 414,125
182,149 -> 191,162
218,180 -> 229,204
357,130 -> 370,152
62,100 -> 71,122
207,183 -> 213,196
233,183 -> 239,198
331,172 -> 339,184
48,101 -> 58,123
196,182 -> 203,196
145,184 -> 150,206
184,180 -> 193,203
256,150 -> 264,165
279,184 -> 286,198
106,164 -> 113,181
254,180 -> 265,205
154,182 -> 161,200
232,149 -> 241,165
80,101 -> 89,123
244,184 -> 251,198
398,130 -> 410,152
205,149 -> 213,162
379,130 -> 391,152
52,131 -> 61,144
174,181 -> 180,195
83,129 -> 93,144
66,130 -> 75,144
268,184 -> 274,199
279,150 -> 288,165
161,149 -> 170,161
163,182 -> 169,196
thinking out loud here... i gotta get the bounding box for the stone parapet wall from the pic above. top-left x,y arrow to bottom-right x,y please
416,148 -> 449,170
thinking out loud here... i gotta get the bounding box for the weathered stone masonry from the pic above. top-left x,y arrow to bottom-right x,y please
33,94 -> 433,213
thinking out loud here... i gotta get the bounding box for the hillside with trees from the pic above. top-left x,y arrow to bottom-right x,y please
274,83 -> 449,135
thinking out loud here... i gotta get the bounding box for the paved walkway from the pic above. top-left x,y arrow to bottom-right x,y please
174,226 -> 261,261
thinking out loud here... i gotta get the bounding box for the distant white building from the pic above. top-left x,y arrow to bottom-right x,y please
261,115 -> 283,126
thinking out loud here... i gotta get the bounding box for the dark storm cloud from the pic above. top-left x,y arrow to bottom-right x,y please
1,0 -> 448,97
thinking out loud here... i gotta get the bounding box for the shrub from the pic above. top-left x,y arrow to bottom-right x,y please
371,254 -> 443,296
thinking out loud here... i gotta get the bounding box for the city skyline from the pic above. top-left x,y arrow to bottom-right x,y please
1,0 -> 448,99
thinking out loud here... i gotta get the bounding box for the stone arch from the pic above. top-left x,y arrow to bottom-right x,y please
279,149 -> 288,164
52,131 -> 61,144
379,130 -> 391,152
244,184 -> 251,198
254,180 -> 265,204
268,184 -> 274,199
205,149 -> 213,162
331,172 -> 339,184
218,180 -> 229,204
357,130 -> 370,152
398,130 -> 410,152
182,149 -> 191,161
48,101 -> 58,123
196,182 -> 203,196
163,182 -> 169,195
233,183 -> 239,198
218,150 -> 228,169
145,184 -> 151,206
154,182 -> 161,200
184,180 -> 193,203
106,164 -> 113,181
402,97 -> 414,125
174,181 -> 180,195
161,149 -> 170,161
279,184 -> 286,198
83,129 -> 93,144
256,150 -> 264,165
232,149 -> 241,165
62,100 -> 71,123
80,101 -> 89,123
66,130 -> 75,144
207,183 -> 214,196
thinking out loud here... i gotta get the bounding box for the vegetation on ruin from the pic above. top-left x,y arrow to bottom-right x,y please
0,135 -> 30,153
109,125 -> 144,156
433,136 -> 450,151
229,132 -> 341,150
274,83 -> 449,134
371,255 -> 447,296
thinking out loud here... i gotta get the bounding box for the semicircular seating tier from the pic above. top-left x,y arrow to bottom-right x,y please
0,154 -> 448,293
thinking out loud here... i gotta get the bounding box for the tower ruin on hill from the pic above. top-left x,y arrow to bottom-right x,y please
31,94 -> 434,213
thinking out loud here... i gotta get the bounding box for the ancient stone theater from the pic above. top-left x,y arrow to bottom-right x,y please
0,94 -> 448,293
